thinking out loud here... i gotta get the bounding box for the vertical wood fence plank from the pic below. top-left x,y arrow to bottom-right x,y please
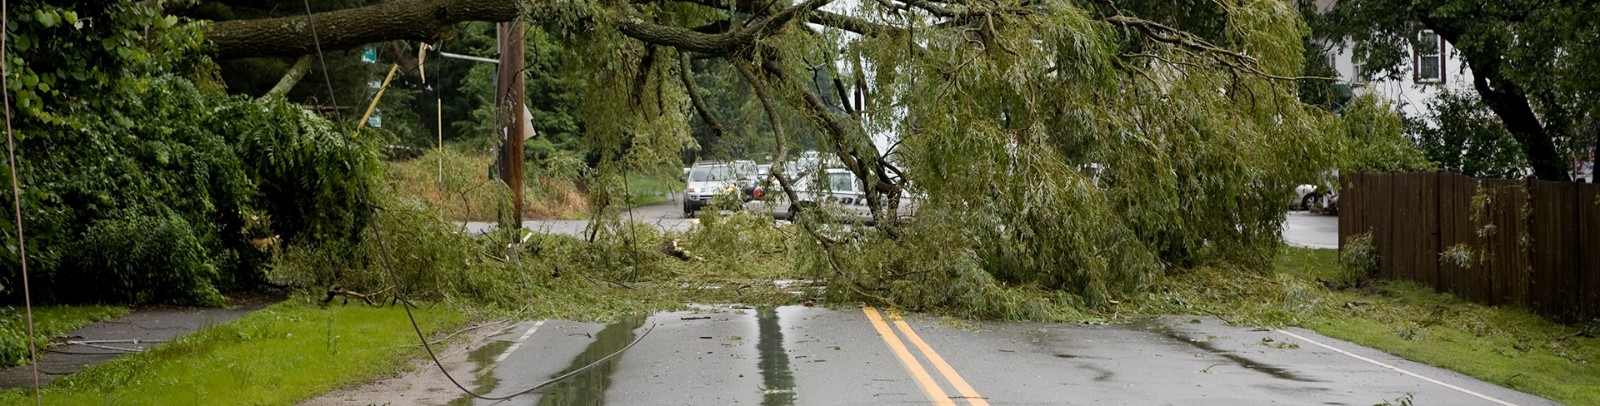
1375,173 -> 1397,280
1527,181 -> 1576,320
1581,184 -> 1600,319
1419,172 -> 1440,289
1438,173 -> 1465,298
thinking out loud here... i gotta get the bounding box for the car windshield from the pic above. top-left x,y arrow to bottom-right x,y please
688,165 -> 739,182
828,172 -> 857,193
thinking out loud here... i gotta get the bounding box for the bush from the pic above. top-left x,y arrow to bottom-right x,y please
0,77 -> 379,306
1339,232 -> 1380,282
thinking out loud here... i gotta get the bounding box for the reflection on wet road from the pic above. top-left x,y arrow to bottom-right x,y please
535,315 -> 645,406
472,307 -> 1555,406
756,308 -> 796,405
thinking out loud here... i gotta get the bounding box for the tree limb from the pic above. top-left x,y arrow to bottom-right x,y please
204,0 -> 521,59
807,11 -> 907,37
679,52 -> 728,141
258,55 -> 314,101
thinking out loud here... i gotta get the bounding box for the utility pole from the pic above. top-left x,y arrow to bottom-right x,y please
495,21 -> 527,232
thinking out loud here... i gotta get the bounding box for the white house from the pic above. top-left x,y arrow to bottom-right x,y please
1326,32 -> 1473,119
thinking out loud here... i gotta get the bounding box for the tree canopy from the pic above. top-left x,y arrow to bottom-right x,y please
1311,0 -> 1599,181
5,0 -> 1392,311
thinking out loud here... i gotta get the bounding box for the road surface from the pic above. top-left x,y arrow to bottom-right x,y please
367,305 -> 1554,406
463,198 -> 696,238
1283,211 -> 1339,249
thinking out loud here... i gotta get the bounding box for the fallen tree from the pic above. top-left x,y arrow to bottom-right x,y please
10,0 -> 1374,314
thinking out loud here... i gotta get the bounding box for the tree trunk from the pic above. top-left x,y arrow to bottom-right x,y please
1420,14 -> 1570,181
204,0 -> 520,59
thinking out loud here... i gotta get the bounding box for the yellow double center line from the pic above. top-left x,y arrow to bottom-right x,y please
863,307 -> 989,405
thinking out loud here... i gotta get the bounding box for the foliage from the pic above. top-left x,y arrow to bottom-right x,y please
219,98 -> 384,247
1338,232 -> 1379,282
1337,95 -> 1435,174
1405,88 -> 1529,178
443,22 -> 590,149
0,305 -> 125,368
1,1 -> 380,305
752,0 -> 1342,309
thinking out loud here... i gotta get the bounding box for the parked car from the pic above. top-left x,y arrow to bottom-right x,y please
746,168 -> 919,224
684,161 -> 758,217
1293,184 -> 1338,214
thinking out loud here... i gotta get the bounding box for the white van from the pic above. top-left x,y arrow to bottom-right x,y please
683,161 -> 757,217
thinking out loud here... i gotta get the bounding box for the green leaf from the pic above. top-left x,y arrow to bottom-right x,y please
35,10 -> 58,28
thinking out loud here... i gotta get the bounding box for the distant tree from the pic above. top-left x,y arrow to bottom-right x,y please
1311,0 -> 1600,181
1408,89 -> 1528,178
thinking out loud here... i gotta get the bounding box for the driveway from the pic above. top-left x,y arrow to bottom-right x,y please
1283,211 -> 1339,249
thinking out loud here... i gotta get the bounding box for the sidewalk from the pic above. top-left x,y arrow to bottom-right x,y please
0,293 -> 282,388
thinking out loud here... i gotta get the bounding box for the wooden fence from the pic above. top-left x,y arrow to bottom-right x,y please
1339,172 -> 1600,322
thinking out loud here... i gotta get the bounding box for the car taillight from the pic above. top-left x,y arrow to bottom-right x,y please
753,188 -> 763,199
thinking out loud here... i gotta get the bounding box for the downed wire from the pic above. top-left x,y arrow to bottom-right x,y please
291,1 -> 662,402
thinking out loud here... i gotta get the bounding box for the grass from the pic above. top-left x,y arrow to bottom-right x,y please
0,301 -> 464,405
1275,247 -> 1599,405
0,305 -> 127,368
623,175 -> 682,208
387,147 -> 589,221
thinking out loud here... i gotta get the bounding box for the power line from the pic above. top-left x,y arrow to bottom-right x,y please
294,2 -> 653,401
1,0 -> 43,404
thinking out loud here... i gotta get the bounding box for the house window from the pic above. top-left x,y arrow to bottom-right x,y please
1415,30 -> 1445,84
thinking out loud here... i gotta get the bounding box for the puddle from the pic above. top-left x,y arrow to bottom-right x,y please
536,315 -> 648,405
757,307 -> 796,405
445,340 -> 513,406
1143,322 -> 1321,383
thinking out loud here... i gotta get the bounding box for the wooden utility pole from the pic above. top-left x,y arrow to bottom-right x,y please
495,21 -> 527,231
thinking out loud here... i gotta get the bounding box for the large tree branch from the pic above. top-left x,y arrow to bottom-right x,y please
617,0 -> 831,55
258,55 -> 314,101
679,52 -> 728,142
204,0 -> 520,59
807,11 -> 907,37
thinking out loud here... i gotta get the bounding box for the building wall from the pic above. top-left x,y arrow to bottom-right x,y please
1327,38 -> 1473,120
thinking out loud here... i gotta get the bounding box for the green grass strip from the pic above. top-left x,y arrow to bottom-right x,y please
1282,247 -> 1600,405
0,302 -> 464,405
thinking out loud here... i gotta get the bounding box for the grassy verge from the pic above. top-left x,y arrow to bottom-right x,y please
1131,246 -> 1596,404
0,302 -> 463,405
623,175 -> 681,208
1,305 -> 127,368
387,148 -> 589,221
1262,247 -> 1597,404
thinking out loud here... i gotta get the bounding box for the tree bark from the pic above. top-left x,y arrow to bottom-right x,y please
204,0 -> 520,59
258,55 -> 314,101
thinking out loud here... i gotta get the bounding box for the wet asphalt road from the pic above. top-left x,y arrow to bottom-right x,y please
451,306 -> 1554,406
